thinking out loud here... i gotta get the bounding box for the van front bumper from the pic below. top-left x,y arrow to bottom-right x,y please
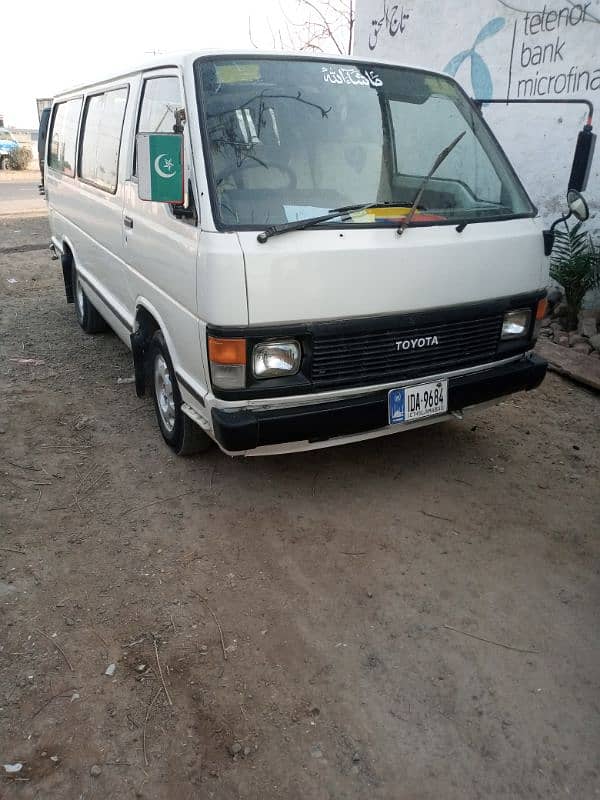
211,353 -> 547,453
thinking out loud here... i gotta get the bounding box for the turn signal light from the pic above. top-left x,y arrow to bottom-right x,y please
208,337 -> 246,365
208,336 -> 246,390
535,298 -> 548,320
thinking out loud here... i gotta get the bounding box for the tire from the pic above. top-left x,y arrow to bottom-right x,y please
72,264 -> 108,334
149,330 -> 211,456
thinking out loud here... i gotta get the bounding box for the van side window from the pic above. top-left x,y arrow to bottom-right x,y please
47,98 -> 82,177
133,77 -> 182,175
79,87 -> 129,193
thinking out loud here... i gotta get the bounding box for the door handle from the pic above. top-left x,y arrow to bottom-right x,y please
124,216 -> 134,229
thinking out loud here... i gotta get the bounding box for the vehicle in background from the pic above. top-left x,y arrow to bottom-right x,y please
0,128 -> 18,169
44,51 -> 592,457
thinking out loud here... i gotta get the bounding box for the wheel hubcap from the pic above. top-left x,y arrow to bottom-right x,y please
154,354 -> 176,432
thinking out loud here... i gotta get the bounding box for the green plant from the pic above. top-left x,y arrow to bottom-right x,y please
550,222 -> 600,331
7,145 -> 32,170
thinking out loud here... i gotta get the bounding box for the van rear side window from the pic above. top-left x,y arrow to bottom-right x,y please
47,98 -> 82,177
79,87 -> 129,193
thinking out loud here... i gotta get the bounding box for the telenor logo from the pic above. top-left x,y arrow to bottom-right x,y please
395,335 -> 439,351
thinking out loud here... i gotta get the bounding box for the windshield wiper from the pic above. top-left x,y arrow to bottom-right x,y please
256,201 -> 417,243
397,131 -> 466,236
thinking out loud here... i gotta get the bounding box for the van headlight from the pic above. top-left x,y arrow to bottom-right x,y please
501,309 -> 531,339
252,340 -> 301,379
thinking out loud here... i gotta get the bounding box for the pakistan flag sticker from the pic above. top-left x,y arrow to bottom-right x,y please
137,133 -> 183,203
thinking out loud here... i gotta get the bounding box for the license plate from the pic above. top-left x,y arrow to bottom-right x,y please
388,379 -> 448,425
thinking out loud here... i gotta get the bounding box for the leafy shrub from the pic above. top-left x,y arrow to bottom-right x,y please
550,222 -> 600,330
7,145 -> 32,170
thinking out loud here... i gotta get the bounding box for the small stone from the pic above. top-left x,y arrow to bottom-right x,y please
578,312 -> 598,338
352,751 -> 361,763
104,663 -> 116,677
366,591 -> 373,598
557,334 -> 569,347
229,742 -> 242,756
243,746 -> 252,757
135,663 -> 146,672
199,645 -> 208,654
572,342 -> 592,355
90,765 -> 102,777
50,755 -> 60,763
311,744 -> 323,759
64,618 -> 75,626
588,333 -> 600,352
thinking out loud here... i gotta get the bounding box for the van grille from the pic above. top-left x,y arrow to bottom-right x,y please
310,314 -> 504,388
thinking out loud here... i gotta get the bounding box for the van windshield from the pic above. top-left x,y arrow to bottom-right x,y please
195,57 -> 535,229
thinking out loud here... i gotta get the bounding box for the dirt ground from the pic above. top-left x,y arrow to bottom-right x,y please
1,203 -> 599,799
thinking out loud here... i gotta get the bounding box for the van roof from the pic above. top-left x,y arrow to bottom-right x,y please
52,49 -> 450,99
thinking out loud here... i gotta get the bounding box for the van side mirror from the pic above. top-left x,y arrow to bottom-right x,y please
568,126 -> 596,192
567,188 -> 589,222
137,132 -> 184,203
545,188 -> 591,254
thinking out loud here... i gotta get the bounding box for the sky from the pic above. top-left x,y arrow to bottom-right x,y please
2,0 -> 307,128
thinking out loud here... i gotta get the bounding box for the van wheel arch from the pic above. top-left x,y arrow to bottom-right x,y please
60,243 -> 74,303
130,307 -> 160,398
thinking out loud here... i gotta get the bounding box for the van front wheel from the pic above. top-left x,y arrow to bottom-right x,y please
72,266 -> 108,334
150,331 -> 211,456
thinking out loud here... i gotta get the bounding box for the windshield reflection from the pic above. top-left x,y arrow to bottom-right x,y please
196,57 -> 534,229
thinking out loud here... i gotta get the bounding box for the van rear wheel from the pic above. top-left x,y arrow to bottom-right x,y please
150,330 -> 211,456
72,265 -> 108,334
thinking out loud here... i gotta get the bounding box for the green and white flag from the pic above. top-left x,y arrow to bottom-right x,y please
137,133 -> 183,203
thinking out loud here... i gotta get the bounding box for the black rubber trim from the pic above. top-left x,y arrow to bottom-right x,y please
61,253 -> 74,303
77,274 -> 133,332
211,353 -> 547,452
176,372 -> 206,406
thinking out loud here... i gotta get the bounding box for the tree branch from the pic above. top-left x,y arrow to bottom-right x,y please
248,16 -> 259,49
298,0 -> 344,53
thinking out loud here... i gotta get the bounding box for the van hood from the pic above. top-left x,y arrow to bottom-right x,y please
237,218 -> 546,326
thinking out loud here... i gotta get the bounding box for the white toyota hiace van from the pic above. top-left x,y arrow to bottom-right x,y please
46,50 -> 554,456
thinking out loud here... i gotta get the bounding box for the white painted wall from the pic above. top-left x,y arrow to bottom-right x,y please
353,0 -> 599,230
